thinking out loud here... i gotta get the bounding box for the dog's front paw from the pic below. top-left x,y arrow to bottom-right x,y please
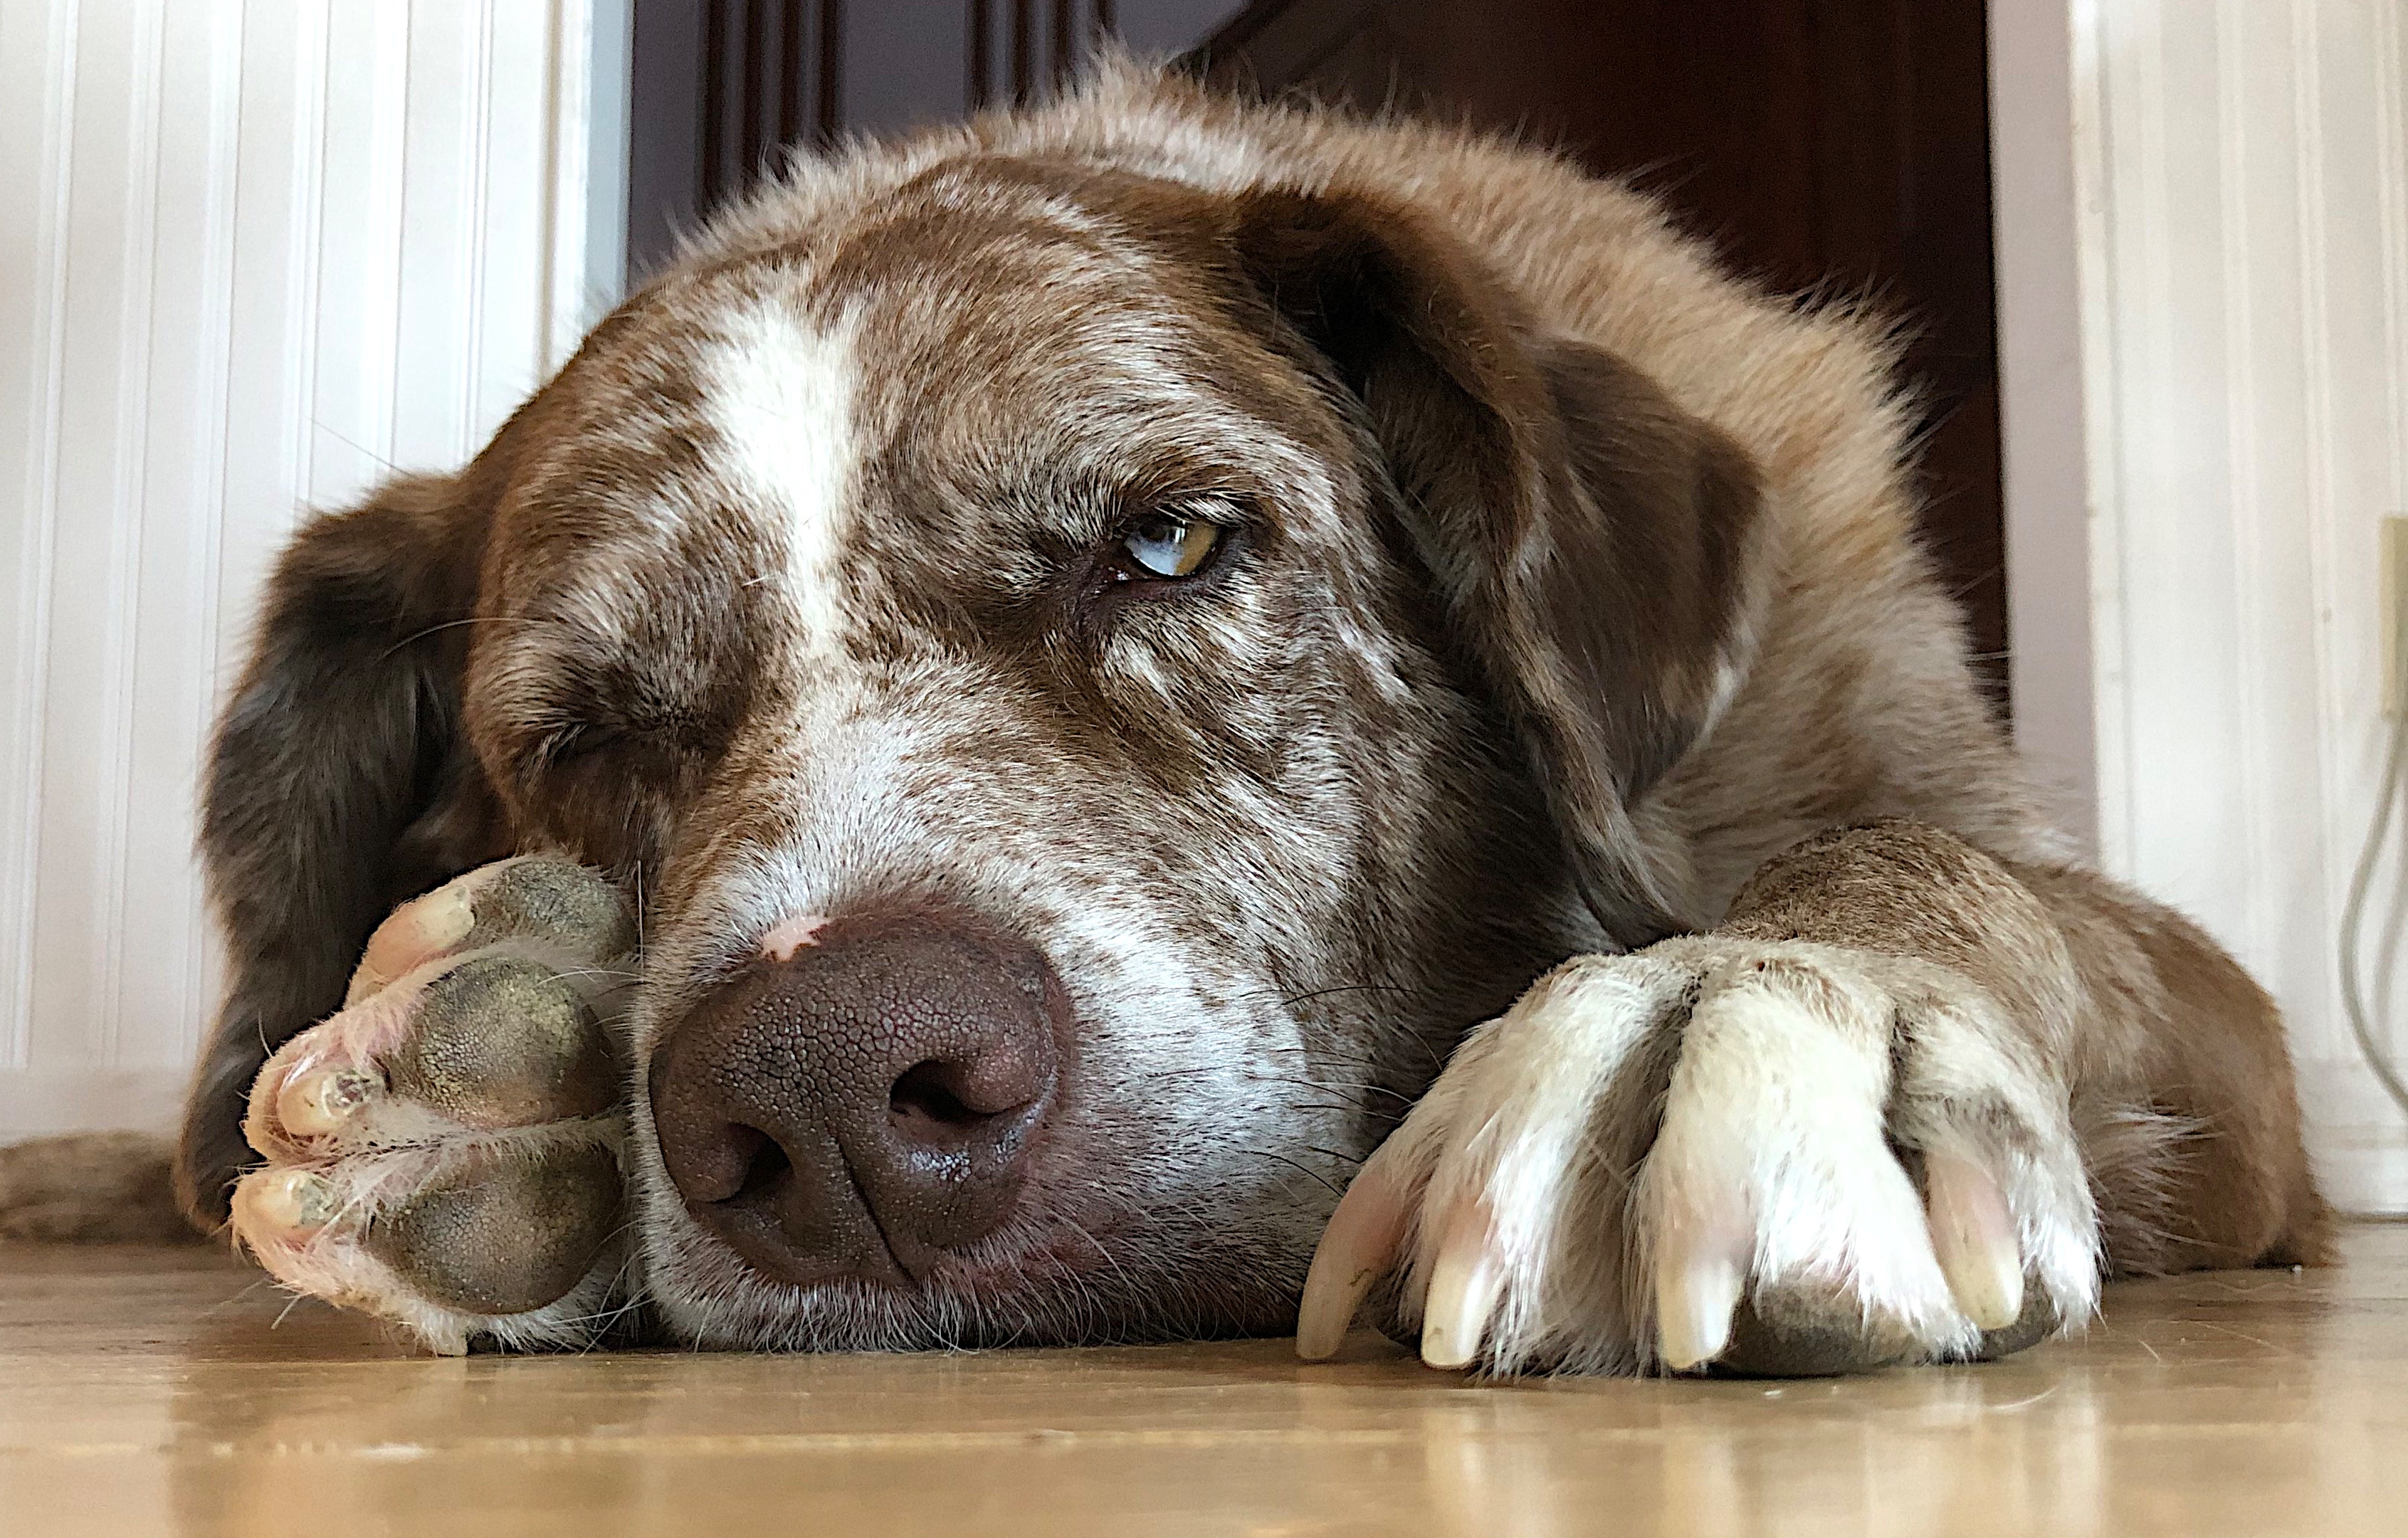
228,858 -> 638,1354
1295,939 -> 2101,1376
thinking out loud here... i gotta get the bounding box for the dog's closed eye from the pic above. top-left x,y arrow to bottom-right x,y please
541,722 -> 628,767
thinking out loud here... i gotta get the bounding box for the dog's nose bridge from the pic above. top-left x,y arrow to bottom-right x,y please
757,912 -> 831,962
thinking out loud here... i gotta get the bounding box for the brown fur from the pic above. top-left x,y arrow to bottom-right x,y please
1725,821 -> 2332,1274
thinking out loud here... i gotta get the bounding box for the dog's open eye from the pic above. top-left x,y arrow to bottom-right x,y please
1119,516 -> 1222,579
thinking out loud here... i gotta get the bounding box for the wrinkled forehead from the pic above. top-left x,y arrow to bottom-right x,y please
759,175 -> 1340,520
505,166 -> 1340,621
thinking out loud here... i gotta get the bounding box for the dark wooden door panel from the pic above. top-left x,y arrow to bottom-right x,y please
627,0 -> 1160,279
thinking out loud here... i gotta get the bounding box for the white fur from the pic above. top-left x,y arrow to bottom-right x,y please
1639,946 -> 1970,1357
698,300 -> 861,657
1384,954 -> 1690,1366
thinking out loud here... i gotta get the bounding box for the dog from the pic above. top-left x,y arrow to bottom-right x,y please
1,59 -> 2328,1372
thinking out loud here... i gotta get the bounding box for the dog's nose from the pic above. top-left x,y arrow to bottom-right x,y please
648,911 -> 1066,1287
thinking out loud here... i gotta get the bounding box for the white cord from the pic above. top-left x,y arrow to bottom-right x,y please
2338,708 -> 2408,1117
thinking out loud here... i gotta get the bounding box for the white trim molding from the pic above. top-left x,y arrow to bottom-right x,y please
1993,0 -> 2103,853
0,0 -> 603,1138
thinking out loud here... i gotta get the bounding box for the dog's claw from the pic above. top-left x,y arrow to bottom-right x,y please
233,1166 -> 338,1237
349,879 -> 479,1006
1295,1142 -> 1410,1359
1926,1149 -> 2024,1332
1418,1196 -> 1501,1370
1654,1218 -> 1747,1372
275,1062 -> 383,1137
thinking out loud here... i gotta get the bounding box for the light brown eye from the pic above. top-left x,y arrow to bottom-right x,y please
1121,516 -> 1222,579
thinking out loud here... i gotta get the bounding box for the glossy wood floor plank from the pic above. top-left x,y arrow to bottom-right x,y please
3,1228 -> 2402,1536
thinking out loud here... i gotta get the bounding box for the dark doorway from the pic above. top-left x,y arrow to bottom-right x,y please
633,0 -> 2007,705
624,2 -> 1245,280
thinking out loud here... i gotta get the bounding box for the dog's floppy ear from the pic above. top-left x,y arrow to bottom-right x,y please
175,473 -> 508,1226
1229,190 -> 1764,946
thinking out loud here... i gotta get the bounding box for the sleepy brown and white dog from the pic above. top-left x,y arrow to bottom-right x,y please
4,60 -> 2329,1372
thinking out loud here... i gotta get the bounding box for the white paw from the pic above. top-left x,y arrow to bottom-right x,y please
1295,939 -> 2101,1375
228,857 -> 638,1354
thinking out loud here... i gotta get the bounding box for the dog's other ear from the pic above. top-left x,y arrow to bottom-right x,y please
1231,190 -> 1764,946
175,473 -> 508,1227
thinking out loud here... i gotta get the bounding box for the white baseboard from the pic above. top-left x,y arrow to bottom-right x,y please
0,1067 -> 186,1141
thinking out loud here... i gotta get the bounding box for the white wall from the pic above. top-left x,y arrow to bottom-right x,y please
1999,0 -> 2408,1211
0,0 -> 604,1139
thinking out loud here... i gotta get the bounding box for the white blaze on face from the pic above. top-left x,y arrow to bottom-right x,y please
698,299 -> 861,655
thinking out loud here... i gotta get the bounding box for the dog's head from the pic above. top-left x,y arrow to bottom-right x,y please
191,149 -> 1761,1346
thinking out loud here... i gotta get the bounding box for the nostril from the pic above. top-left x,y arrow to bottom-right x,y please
726,1124 -> 792,1204
888,1060 -> 991,1134
671,1120 -> 794,1208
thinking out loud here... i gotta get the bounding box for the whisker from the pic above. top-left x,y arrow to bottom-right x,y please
1300,1143 -> 1367,1168
1236,1146 -> 1347,1199
311,418 -> 399,475
377,613 -> 564,660
1282,1101 -> 1404,1124
633,861 -> 648,964
1278,981 -> 1421,1010
1274,1075 -> 1414,1105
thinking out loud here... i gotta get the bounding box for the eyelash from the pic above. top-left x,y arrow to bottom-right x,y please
539,722 -> 625,769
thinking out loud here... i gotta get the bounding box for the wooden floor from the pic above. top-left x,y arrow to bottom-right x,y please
2,1230 -> 2403,1537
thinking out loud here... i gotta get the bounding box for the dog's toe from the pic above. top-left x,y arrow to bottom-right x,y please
228,858 -> 637,1353
366,1139 -> 622,1315
1635,943 -> 2101,1376
232,1130 -> 624,1349
253,952 -> 620,1157
345,855 -> 636,1008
